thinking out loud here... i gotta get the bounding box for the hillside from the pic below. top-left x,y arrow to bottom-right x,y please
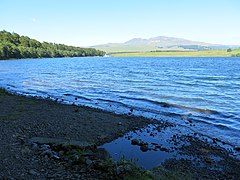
92,36 -> 236,53
0,30 -> 105,60
111,49 -> 240,57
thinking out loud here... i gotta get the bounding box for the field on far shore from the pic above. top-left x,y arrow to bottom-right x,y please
111,49 -> 240,57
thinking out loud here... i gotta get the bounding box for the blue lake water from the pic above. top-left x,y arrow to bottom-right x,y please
0,57 -> 240,147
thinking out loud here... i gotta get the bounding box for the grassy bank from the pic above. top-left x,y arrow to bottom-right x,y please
111,49 -> 240,57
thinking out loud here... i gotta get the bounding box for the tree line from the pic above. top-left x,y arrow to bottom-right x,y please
0,30 -> 105,60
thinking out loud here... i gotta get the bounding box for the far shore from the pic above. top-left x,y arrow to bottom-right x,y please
110,50 -> 240,57
0,88 -> 240,179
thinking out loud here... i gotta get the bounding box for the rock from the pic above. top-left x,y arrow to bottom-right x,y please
52,154 -> 60,159
85,159 -> 93,166
205,158 -> 212,164
79,168 -> 87,173
131,139 -> 139,145
29,169 -> 39,176
160,147 -> 168,152
139,141 -> 148,146
31,143 -> 39,150
140,145 -> 149,152
41,149 -> 53,157
29,137 -> 94,148
118,122 -> 122,125
235,147 -> 240,151
59,150 -> 65,156
40,144 -> 50,151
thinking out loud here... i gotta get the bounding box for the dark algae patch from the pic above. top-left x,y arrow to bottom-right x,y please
0,88 -> 240,179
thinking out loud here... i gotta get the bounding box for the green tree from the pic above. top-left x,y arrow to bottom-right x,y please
0,30 -> 105,60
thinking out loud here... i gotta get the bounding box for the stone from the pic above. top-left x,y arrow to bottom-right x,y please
29,137 -> 94,148
205,158 -> 212,164
140,145 -> 149,152
139,141 -> 148,146
118,122 -> 122,125
59,150 -> 65,156
160,147 -> 168,152
41,149 -> 53,157
31,143 -> 39,150
131,139 -> 139,145
79,168 -> 87,173
86,159 -> 93,166
52,154 -> 60,159
40,144 -> 50,151
29,169 -> 39,176
235,147 -> 240,151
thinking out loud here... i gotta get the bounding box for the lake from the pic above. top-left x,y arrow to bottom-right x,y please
0,57 -> 239,147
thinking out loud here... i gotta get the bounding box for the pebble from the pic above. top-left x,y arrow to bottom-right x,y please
59,150 -> 65,156
52,154 -> 60,159
31,143 -> 39,150
131,139 -> 139,145
40,144 -> 50,151
86,159 -> 93,166
118,122 -> 122,125
160,147 -> 168,152
41,149 -> 53,157
29,169 -> 39,176
140,145 -> 149,152
235,147 -> 240,151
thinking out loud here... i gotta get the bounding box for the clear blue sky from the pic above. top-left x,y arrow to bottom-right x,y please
1,0 -> 240,46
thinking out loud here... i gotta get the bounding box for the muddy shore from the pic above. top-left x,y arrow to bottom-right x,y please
0,88 -> 240,179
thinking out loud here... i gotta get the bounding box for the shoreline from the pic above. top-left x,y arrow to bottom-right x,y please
0,88 -> 153,179
0,88 -> 240,179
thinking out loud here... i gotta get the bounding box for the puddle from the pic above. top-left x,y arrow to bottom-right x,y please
101,123 -> 193,169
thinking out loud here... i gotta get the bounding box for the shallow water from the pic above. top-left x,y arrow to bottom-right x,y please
0,57 -> 240,146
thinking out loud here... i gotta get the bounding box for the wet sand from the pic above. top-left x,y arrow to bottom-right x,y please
0,88 -> 240,179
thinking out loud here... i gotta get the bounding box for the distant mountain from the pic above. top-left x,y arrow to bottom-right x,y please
92,36 -> 237,53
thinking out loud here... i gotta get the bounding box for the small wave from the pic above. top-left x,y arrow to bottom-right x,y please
75,95 -> 92,101
173,104 -> 219,115
63,93 -> 92,101
41,72 -> 57,75
196,76 -> 228,81
7,84 -> 16,88
96,98 -> 130,108
119,96 -> 220,115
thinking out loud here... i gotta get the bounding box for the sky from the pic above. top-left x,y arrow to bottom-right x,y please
1,0 -> 240,46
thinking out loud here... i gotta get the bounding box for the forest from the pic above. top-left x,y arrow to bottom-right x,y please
0,30 -> 105,59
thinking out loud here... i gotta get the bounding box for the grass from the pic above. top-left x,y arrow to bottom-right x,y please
152,166 -> 192,180
0,88 -> 8,96
111,49 -> 240,57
